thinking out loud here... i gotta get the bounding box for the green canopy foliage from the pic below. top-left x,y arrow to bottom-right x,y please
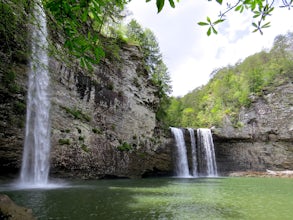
0,0 -> 30,63
149,0 -> 293,35
43,0 -> 129,68
164,32 -> 293,128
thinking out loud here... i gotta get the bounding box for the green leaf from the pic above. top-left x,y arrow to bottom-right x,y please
235,5 -> 242,11
261,22 -> 271,29
80,57 -> 86,68
198,22 -> 209,26
268,7 -> 274,13
212,27 -> 218,34
94,47 -> 105,59
253,11 -> 261,18
156,0 -> 165,13
213,19 -> 225,25
216,0 -> 223,4
207,27 -> 211,36
207,16 -> 211,23
169,0 -> 175,8
81,9 -> 88,22
252,22 -> 258,28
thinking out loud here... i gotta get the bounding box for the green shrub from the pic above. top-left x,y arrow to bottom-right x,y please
58,139 -> 70,145
61,106 -> 91,122
81,144 -> 89,152
92,128 -> 102,134
117,142 -> 132,152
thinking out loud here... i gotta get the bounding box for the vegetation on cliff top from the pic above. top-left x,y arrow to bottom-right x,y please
164,32 -> 293,128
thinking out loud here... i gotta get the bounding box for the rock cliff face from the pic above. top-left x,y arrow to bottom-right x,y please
0,58 -> 28,175
213,82 -> 293,174
48,44 -> 172,178
0,38 -> 172,178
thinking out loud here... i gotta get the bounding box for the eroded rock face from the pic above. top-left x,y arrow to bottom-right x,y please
48,44 -> 172,178
0,63 -> 28,175
213,82 -> 293,175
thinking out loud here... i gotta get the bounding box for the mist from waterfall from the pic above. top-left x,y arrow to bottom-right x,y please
20,0 -> 51,186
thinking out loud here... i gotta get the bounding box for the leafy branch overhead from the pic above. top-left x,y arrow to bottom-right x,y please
146,0 -> 178,13
149,0 -> 293,35
199,0 -> 291,35
44,0 -> 127,69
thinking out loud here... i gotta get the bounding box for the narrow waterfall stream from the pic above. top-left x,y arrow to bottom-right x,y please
170,127 -> 190,177
20,0 -> 51,186
171,127 -> 218,177
197,128 -> 218,177
188,128 -> 198,177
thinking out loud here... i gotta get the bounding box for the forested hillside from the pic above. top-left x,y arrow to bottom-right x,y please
165,32 -> 293,128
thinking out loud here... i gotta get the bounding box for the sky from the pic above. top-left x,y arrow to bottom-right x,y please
126,0 -> 293,97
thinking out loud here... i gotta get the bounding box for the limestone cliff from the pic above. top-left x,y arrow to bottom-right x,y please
48,43 -> 172,178
0,13 -> 172,178
213,81 -> 293,174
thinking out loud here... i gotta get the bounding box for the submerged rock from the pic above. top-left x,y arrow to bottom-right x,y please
0,194 -> 35,220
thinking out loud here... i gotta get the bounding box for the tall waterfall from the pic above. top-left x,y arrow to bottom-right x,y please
197,128 -> 218,177
171,127 -> 218,177
170,127 -> 190,177
20,1 -> 51,186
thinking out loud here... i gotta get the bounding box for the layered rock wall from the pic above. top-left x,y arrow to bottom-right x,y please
213,82 -> 293,174
48,44 -> 172,178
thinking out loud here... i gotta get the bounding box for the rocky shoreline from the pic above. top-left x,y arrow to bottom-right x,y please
228,170 -> 293,178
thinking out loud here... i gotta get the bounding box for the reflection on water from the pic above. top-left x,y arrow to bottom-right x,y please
0,177 -> 292,219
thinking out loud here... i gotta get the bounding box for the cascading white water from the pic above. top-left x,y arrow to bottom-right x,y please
197,128 -> 218,177
188,128 -> 198,177
170,127 -> 190,177
20,0 -> 51,186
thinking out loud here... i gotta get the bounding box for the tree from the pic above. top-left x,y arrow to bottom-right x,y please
141,28 -> 162,74
125,19 -> 172,122
44,0 -> 128,68
126,19 -> 145,43
148,0 -> 293,35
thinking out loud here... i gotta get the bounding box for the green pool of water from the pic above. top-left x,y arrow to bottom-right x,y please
1,177 -> 292,219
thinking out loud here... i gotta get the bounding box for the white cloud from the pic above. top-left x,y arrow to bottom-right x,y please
127,0 -> 293,96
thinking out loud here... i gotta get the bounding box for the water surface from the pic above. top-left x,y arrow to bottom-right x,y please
1,177 -> 292,219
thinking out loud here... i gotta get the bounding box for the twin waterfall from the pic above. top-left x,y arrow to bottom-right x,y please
20,1 -> 51,186
171,127 -> 218,177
